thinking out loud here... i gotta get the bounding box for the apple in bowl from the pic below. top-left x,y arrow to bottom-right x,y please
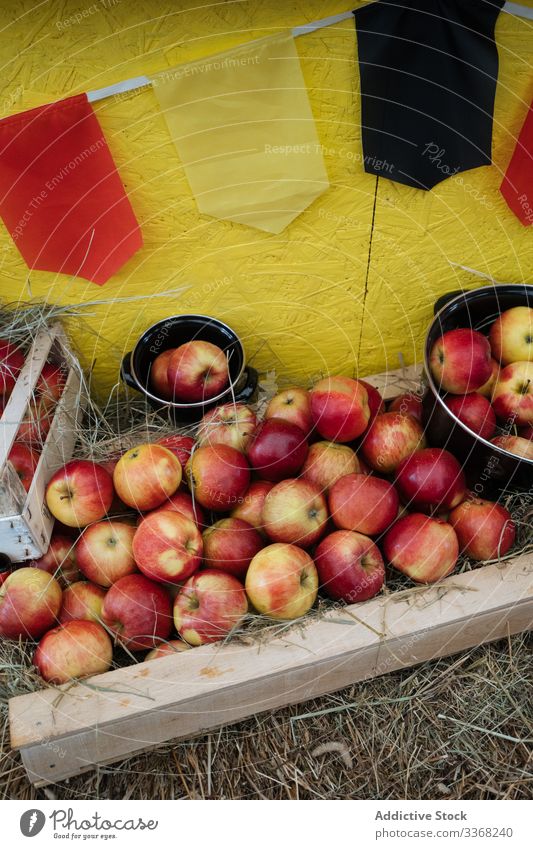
444,393 -> 496,440
167,340 -> 229,403
429,328 -> 492,394
489,306 -> 533,365
491,361 -> 533,427
491,435 -> 533,460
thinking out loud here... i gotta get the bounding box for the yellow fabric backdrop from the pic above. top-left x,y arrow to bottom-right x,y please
0,0 -> 532,398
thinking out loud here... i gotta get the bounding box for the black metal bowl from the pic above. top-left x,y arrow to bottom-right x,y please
423,284 -> 533,492
121,314 -> 258,423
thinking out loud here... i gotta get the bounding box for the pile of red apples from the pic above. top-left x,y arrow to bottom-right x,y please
0,338 -> 66,492
0,333 -> 524,687
429,305 -> 533,459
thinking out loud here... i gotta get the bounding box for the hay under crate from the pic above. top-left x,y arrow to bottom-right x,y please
3,363 -> 532,790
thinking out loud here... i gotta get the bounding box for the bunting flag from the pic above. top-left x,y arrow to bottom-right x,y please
500,98 -> 533,225
0,94 -> 142,284
151,32 -> 329,234
353,0 -> 505,190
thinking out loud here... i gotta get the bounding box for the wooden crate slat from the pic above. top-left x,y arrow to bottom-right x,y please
10,552 -> 533,786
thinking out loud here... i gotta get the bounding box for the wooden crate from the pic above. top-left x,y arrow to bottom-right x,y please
0,323 -> 84,561
8,365 -> 533,786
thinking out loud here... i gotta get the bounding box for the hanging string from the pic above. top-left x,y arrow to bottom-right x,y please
86,2 -> 533,105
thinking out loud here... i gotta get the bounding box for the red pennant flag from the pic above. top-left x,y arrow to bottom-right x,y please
0,94 -> 142,284
501,99 -> 533,226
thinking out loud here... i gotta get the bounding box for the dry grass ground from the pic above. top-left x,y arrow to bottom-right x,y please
1,631 -> 532,800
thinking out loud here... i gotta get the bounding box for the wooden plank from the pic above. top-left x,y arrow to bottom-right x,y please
10,552 -> 533,786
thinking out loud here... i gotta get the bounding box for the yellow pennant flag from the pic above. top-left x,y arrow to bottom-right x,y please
152,32 -> 329,234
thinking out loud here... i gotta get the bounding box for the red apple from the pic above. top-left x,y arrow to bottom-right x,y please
395,448 -> 466,512
489,306 -> 533,365
429,328 -> 492,394
383,514 -> 459,583
449,497 -> 516,561
36,362 -> 66,407
491,435 -> 533,460
361,412 -> 426,474
59,580 -> 106,624
246,419 -> 308,481
8,442 -> 40,492
113,443 -> 182,511
477,358 -> 500,399
167,341 -> 229,403
0,567 -> 62,639
76,520 -> 137,587
186,444 -> 250,511
145,639 -> 191,660
101,573 -> 172,651
262,478 -> 328,548
148,490 -> 206,528
359,380 -> 386,419
46,460 -> 114,527
156,434 -> 195,468
301,441 -> 360,494
245,543 -> 318,620
150,349 -> 174,399
35,620 -> 113,683
202,518 -> 263,579
445,392 -> 496,439
197,403 -> 257,452
0,339 -> 24,395
444,392 -> 496,439
230,480 -> 275,536
265,387 -> 313,436
315,530 -> 385,602
32,534 -> 80,586
492,361 -> 533,426
174,570 -> 248,645
16,398 -> 52,445
329,473 -> 399,536
310,376 -> 370,442
133,510 -> 202,584
388,392 -> 423,423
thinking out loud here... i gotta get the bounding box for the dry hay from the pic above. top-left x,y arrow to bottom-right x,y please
0,302 -> 532,800
1,632 -> 532,800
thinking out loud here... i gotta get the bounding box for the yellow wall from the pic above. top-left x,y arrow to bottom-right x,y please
0,0 -> 533,398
